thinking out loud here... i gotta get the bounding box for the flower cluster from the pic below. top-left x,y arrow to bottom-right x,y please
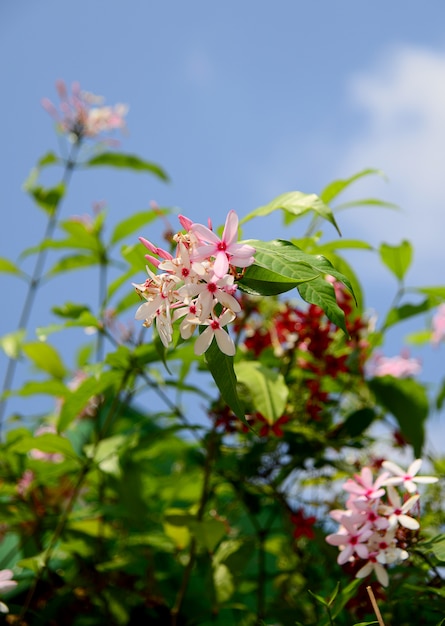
42,80 -> 127,142
326,459 -> 438,586
369,351 -> 422,378
432,303 -> 445,346
0,570 -> 17,614
133,210 -> 255,356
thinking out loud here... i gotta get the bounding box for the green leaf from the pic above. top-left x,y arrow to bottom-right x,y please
298,277 -> 347,334
334,198 -> 399,212
320,168 -> 386,204
25,182 -> 65,215
13,380 -> 69,398
0,257 -> 25,277
0,329 -> 26,359
85,152 -> 169,181
213,563 -> 234,603
334,407 -> 376,438
419,534 -> 445,562
58,370 -> 119,431
308,589 -> 329,608
204,339 -> 246,425
234,361 -> 288,421
369,376 -> 428,456
10,432 -> 77,459
383,298 -> 435,330
379,240 -> 412,282
240,191 -> 341,235
238,263 -> 318,296
37,151 -> 60,168
22,341 -> 66,379
52,302 -> 92,319
47,253 -> 100,276
436,378 -> 445,410
416,286 -> 445,302
110,209 -> 168,245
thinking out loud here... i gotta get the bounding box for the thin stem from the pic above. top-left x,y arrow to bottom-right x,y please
171,429 -> 216,625
0,143 -> 80,434
366,586 -> 385,626
96,256 -> 108,363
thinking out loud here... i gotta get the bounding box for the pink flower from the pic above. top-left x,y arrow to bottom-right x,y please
191,210 -> 255,278
342,466 -> 390,502
378,486 -> 420,530
432,304 -> 445,346
382,458 -> 438,494
0,569 -> 17,613
370,352 -> 421,378
193,310 -> 237,356
326,516 -> 373,565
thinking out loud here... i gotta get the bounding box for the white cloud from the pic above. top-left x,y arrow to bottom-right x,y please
339,45 -> 445,282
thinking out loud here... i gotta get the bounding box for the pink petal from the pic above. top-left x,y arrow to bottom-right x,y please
214,328 -> 236,356
222,210 -> 239,245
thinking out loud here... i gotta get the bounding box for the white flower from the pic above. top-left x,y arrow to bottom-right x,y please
0,569 -> 17,614
382,459 -> 438,494
379,485 -> 420,530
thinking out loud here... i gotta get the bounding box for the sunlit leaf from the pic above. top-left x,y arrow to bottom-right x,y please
379,240 -> 412,282
22,341 -> 66,379
0,329 -> 26,359
298,277 -> 347,334
320,168 -> 386,204
25,182 -> 65,215
85,152 -> 169,181
241,191 -> 340,234
235,361 -> 288,421
0,257 -> 25,277
110,209 -> 169,245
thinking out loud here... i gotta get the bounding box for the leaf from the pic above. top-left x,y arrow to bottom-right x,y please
379,240 -> 413,282
298,277 -> 347,335
334,407 -> 376,438
416,286 -> 445,302
419,534 -> 445,562
238,263 -> 318,296
110,209 -> 168,245
320,168 -> 386,204
0,257 -> 25,277
47,253 -> 100,275
334,198 -> 399,212
240,191 -> 341,235
383,298 -> 436,330
52,302 -> 92,319
13,380 -> 69,398
204,339 -> 246,425
0,329 -> 26,359
436,378 -> 445,411
22,341 -> 66,379
85,152 -> 169,181
369,376 -> 428,456
37,151 -> 60,168
11,433 -> 77,458
58,370 -> 120,431
234,361 -> 288,421
213,563 -> 234,603
25,182 -> 65,215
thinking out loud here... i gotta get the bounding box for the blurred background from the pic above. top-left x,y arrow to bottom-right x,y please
1,0 -> 445,450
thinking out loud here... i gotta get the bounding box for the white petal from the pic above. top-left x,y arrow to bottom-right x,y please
214,328 -> 236,356
382,461 -> 405,477
194,326 -> 214,356
408,458 -> 423,476
397,514 -> 420,530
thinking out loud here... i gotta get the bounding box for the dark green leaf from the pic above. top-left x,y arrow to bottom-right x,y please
334,407 -> 376,438
22,341 -> 66,379
298,277 -> 347,334
238,263 -> 318,296
369,376 -> 428,456
436,378 -> 445,410
204,340 -> 246,425
85,152 -> 169,181
241,191 -> 340,234
379,240 -> 412,282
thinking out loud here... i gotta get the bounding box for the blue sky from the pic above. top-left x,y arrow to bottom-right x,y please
1,1 -> 445,451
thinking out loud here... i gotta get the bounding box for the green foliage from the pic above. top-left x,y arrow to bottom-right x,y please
0,106 -> 443,626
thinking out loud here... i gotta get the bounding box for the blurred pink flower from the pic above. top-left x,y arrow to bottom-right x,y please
369,351 -> 421,378
0,569 -> 17,614
432,304 -> 445,346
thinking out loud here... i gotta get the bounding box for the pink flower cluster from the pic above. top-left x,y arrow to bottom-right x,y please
326,459 -> 438,586
133,210 -> 255,356
42,80 -> 127,142
369,351 -> 421,378
0,570 -> 17,614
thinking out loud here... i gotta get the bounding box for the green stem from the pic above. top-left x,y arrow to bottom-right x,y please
0,143 -> 80,435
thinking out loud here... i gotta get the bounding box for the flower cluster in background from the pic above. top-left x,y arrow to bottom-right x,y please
326,459 -> 438,586
0,570 -> 17,614
133,210 -> 255,356
42,80 -> 127,142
